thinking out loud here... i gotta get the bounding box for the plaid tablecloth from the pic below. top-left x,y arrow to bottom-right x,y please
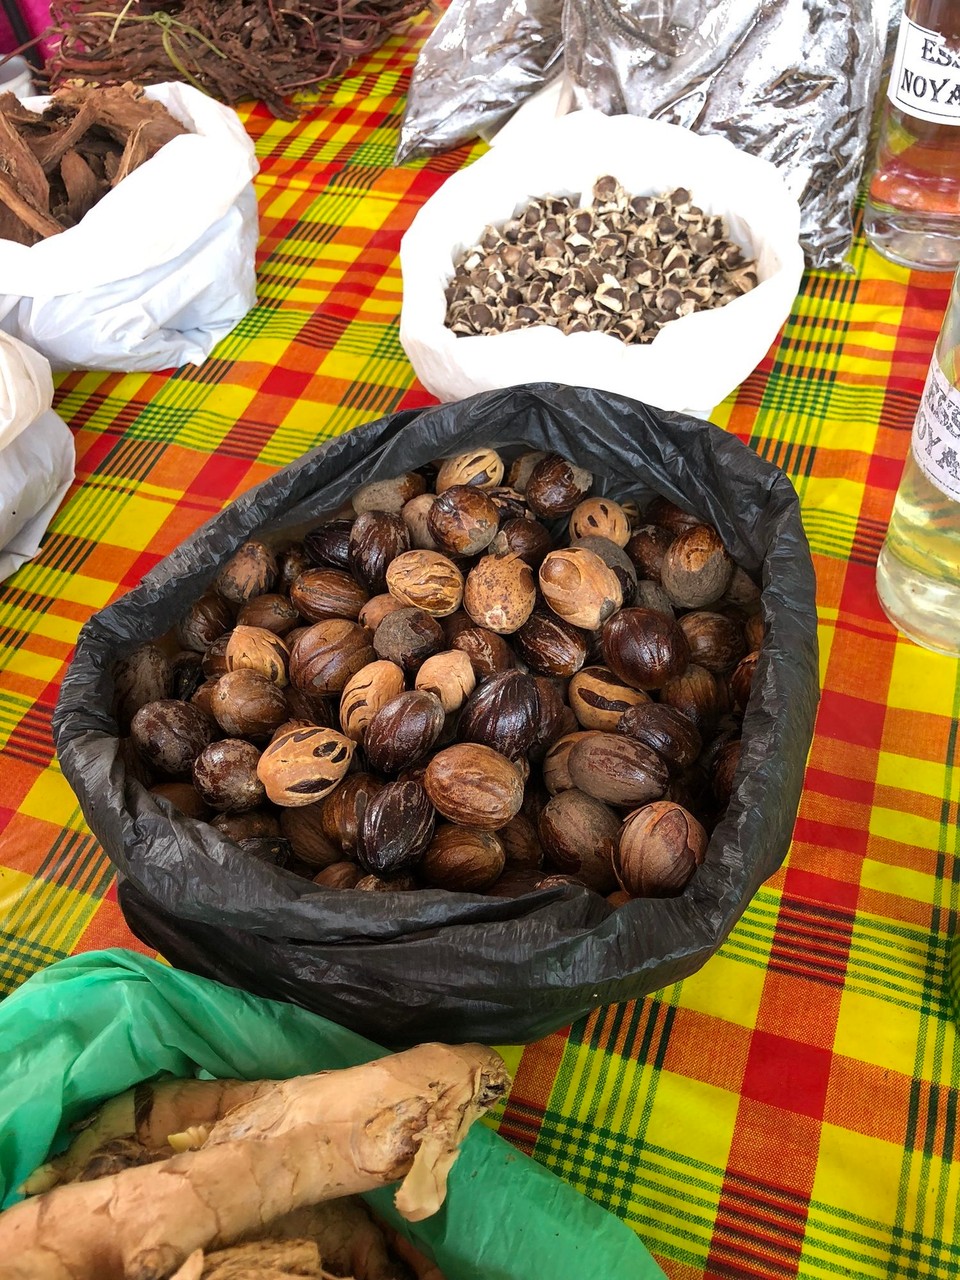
2,20 -> 959,1280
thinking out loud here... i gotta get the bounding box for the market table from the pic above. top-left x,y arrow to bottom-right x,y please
1,19 -> 959,1280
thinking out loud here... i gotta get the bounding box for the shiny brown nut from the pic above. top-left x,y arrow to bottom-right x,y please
304,518 -> 353,571
458,671 -> 540,760
463,553 -> 537,634
539,547 -> 622,631
359,592 -> 407,632
114,644 -> 172,730
498,813 -> 544,869
660,525 -> 733,609
486,486 -> 528,523
424,743 -> 524,829
524,453 -> 593,518
426,486 -> 500,556
506,450 -> 547,493
614,800 -> 707,896
130,699 -> 214,777
289,620 -> 375,696
193,738 -> 265,812
601,607 -> 690,691
569,498 -> 631,547
256,724 -> 355,807
514,611 -> 589,678
237,593 -> 300,637
352,471 -> 426,514
420,825 -> 505,891
373,607 -> 444,673
213,808 -> 281,842
290,568 -> 369,623
339,659 -> 405,742
237,835 -> 294,867
313,861 -> 363,889
385,550 -> 464,617
348,510 -> 410,593
744,611 -> 764,652
226,625 -> 290,687
489,517 -> 554,568
216,540 -> 277,605
401,493 -> 441,550
450,623 -> 516,677
567,732 -> 669,807
659,663 -> 722,732
542,730 -> 602,795
730,649 -> 760,709
318,771 -> 382,855
529,675 -> 570,762
625,524 -> 673,582
678,610 -> 747,674
570,534 -> 638,606
487,866 -> 544,898
202,634 -> 232,679
634,580 -> 675,616
435,448 -> 504,491
149,781 -> 211,820
537,789 -> 619,893
617,702 -> 702,774
277,543 -> 311,592
644,496 -> 701,534
357,779 -> 435,875
284,686 -> 336,727
190,677 -> 221,719
364,690 -> 445,774
568,665 -> 650,731
176,595 -> 233,654
415,649 -> 476,713
712,738 -> 741,808
354,872 -> 419,892
211,669 -> 289,738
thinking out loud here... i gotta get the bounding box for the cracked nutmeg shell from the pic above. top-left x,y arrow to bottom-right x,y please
415,649 -> 476,713
617,702 -> 702,774
339,659 -> 405,742
567,731 -> 669,808
568,665 -> 650,731
435,447 -> 504,491
506,450 -> 547,493
537,789 -> 619,893
660,524 -> 734,609
463,553 -> 537,634
226,625 -> 290,687
215,540 -> 278,605
524,453 -> 593,518
304,518 -> 354,571
130,699 -> 214,777
348,511 -> 410,593
256,724 -> 355,807
568,497 -> 631,547
424,743 -> 524,829
289,619 -> 375,697
357,779 -> 435,876
373,607 -> 444,674
385,549 -> 465,617
601,607 -> 690,690
290,568 -> 369,623
539,547 -> 623,631
364,689 -> 445,774
420,824 -> 506,891
614,800 -> 708,897
210,669 -> 289,739
427,485 -> 500,556
193,738 -> 266,813
458,670 -> 540,760
514,610 -> 589,678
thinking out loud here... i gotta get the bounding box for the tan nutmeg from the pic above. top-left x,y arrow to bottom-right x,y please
539,547 -> 622,631
415,649 -> 476,713
256,725 -> 355,807
385,550 -> 465,617
225,625 -> 290,687
338,659 -> 405,742
435,447 -> 504,491
614,800 -> 707,897
463,553 -> 537,635
568,497 -> 631,547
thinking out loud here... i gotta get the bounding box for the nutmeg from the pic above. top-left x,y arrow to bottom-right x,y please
401,493 -> 441,550
568,665 -> 650,731
193,738 -> 265,813
450,623 -> 516,676
213,808 -> 281,842
130,699 -> 214,777
463,553 -> 537,634
356,780 -> 435,875
352,471 -> 425,514
277,543 -> 311,592
373,606 -> 444,673
313,861 -> 363,889
506,450 -> 547,493
114,644 -> 172,730
415,649 -> 476,713
743,611 -> 764,653
319,771 -> 382,854
529,675 -> 569,761
427,485 -> 500,556
569,497 -> 631,547
170,652 -> 208,706
567,732 -> 669,808
338,659 -> 405,742
634,580 -> 675,616
385,550 -> 465,617
458,671 -> 540,760
435,447 -> 504,491
541,730 -> 602,795
256,725 -> 355,806
730,649 -> 760,709
354,873 -> 419,892
216,540 -> 277,605
290,568 -> 369,623
624,524 -> 673,582
617,702 -> 702,774
420,825 -> 506,891
659,663 -> 722,732
364,690 -> 445,774
348,510 -> 410,593
226,625 -> 290,687
424,743 -> 524,829
176,594 -> 233,654
211,669 -> 289,739
489,517 -> 554,567
643,496 -> 701,534
487,867 -> 544,898
660,525 -> 733,609
601,607 -> 690,690
202,633 -> 231,679
289,620 -> 375,696
149,781 -> 211,820
304,518 -> 354,571
359,593 -> 407,632
537,789 -> 619,893
486,486 -> 528,523
678,610 -> 747,674
524,453 -> 593,518
711,738 -> 741,808
614,801 -> 707,896
497,813 -> 544,869
514,611 -> 589,678
569,535 -> 638,606
539,547 -> 622,631
235,592 -> 300,637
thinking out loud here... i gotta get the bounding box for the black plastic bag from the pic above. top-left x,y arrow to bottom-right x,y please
53,384 -> 819,1046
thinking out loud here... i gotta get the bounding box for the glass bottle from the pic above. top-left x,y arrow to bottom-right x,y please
863,0 -> 960,271
876,265 -> 960,656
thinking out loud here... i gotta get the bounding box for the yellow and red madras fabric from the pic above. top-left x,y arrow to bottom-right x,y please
1,18 -> 959,1280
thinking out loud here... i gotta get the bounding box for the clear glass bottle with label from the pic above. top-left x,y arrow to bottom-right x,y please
863,0 -> 960,271
876,266 -> 960,655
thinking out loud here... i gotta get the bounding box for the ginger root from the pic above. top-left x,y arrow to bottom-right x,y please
0,1042 -> 508,1280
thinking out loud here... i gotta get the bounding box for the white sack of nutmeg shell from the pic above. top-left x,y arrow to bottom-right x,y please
399,109 -> 804,419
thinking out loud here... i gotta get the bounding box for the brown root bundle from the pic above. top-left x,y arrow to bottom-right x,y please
44,0 -> 430,120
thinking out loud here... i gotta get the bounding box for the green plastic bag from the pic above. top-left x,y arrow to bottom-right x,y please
0,949 -> 665,1279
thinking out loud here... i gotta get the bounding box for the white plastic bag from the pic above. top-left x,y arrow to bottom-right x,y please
400,110 -> 805,418
0,83 -> 259,372
0,333 -> 74,583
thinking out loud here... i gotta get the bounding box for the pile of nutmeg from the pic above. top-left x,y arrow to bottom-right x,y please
113,447 -> 762,905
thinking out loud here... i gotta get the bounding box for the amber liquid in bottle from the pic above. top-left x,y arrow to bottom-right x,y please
864,0 -> 960,271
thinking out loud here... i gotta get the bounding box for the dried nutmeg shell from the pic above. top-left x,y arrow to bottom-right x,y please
489,517 -> 554,568
319,771 -> 382,855
567,732 -> 669,808
193,739 -> 265,813
354,872 -> 419,892
176,594 -> 233,654
498,813 -> 544,869
678,610 -> 747,674
486,486 -> 528,523
385,550 -> 464,617
348,511 -> 410,593
525,453 -> 593,518
644,496 -> 701,534
304,519 -> 354,571
149,781 -> 211,820
712,738 -> 741,808
277,543 -> 311,592
463,553 -> 537,634
420,825 -> 506,891
130,699 -> 214,777
424,743 -> 524,829
290,569 -> 369,623
625,524 -> 674,582
352,471 -> 426,514
237,593 -> 301,636
314,861 -> 363,889
601,607 -> 690,691
415,649 -> 476,713
373,606 -> 444,674
427,485 -> 500,556
659,663 -> 723,732
660,525 -> 734,609
359,593 -> 406,632
570,535 -> 638,607
568,665 -> 650,731
450,624 -> 516,677
216,540 -> 277,605
339,659 -> 405,742
356,779 -> 435,876
401,493 -> 441,550
569,497 -> 631,547
537,789 -> 619,893
458,671 -> 540,760
435,447 -> 504,491
617,702 -> 702,774
539,547 -> 623,631
202,634 -> 232,679
730,649 -> 760,709
542,730 -> 602,795
226,625 -> 290,687
211,669 -> 289,738
289,620 -> 375,696
114,644 -> 172,730
364,690 -> 445,774
256,725 -> 355,807
514,610 -> 589,678
614,800 -> 708,897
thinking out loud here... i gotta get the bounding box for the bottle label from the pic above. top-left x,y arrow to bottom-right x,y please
912,358 -> 960,501
888,17 -> 960,125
